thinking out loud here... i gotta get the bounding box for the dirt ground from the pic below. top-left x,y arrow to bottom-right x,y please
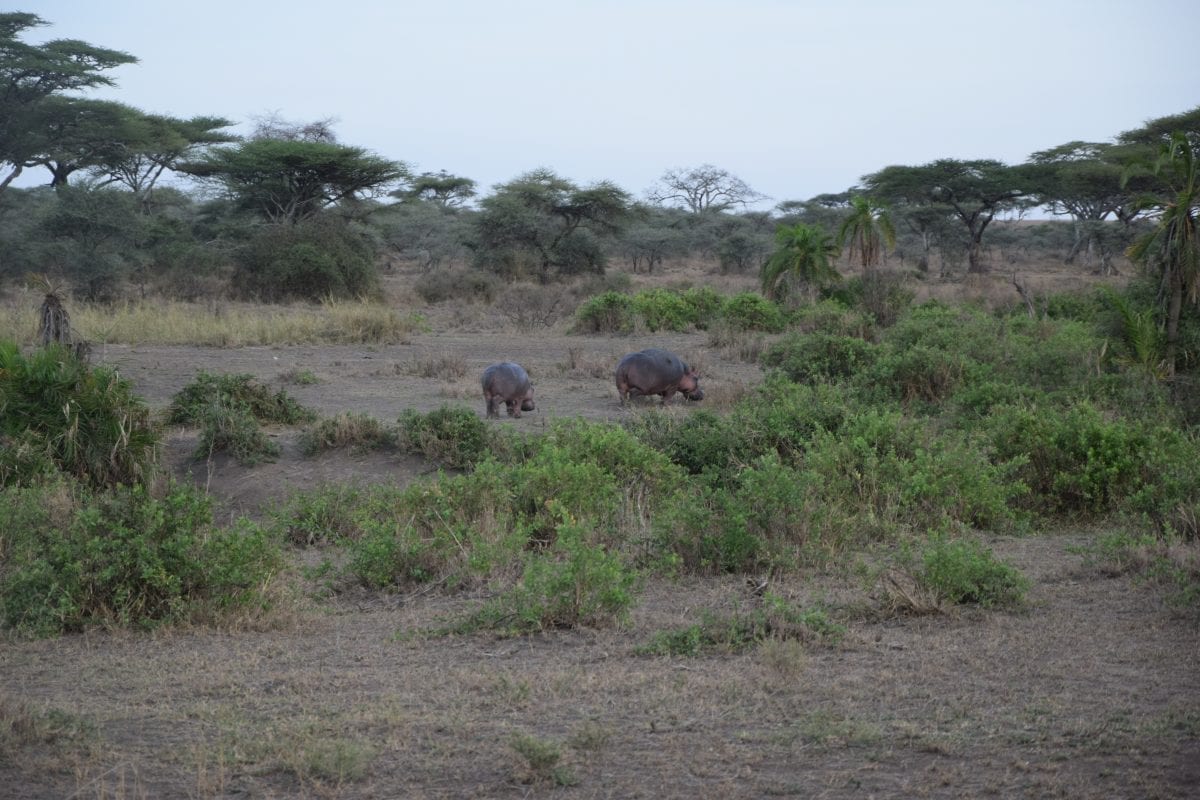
3,262 -> 1198,798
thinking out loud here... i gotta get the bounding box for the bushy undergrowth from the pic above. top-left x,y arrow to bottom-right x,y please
895,536 -> 1029,610
0,479 -> 282,636
300,412 -> 396,456
0,342 -> 159,488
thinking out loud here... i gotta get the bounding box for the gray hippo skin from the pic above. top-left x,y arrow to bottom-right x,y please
482,362 -> 536,418
614,347 -> 704,405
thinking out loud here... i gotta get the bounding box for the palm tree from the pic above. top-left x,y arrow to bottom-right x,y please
836,196 -> 897,273
761,223 -> 841,303
1126,132 -> 1199,377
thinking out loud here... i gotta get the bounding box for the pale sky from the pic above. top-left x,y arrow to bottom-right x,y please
14,0 -> 1200,209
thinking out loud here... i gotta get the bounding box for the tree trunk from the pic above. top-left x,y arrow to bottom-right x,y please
1166,270 -> 1183,378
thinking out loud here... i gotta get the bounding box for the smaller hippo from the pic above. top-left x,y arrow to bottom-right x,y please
615,347 -> 704,406
482,362 -> 536,419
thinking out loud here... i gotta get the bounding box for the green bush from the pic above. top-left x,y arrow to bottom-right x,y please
625,409 -> 751,476
789,299 -> 875,339
986,402 -> 1154,517
761,333 -> 878,383
632,288 -> 696,332
396,406 -> 494,469
864,343 -> 973,404
721,292 -> 785,332
571,291 -> 636,334
0,480 -> 283,636
347,465 -> 525,590
0,342 -> 159,488
452,519 -> 639,633
910,536 -> 1029,608
680,286 -> 726,323
167,372 -> 315,426
268,483 -> 368,547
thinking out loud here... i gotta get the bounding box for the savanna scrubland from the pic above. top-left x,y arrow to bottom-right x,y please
2,11 -> 1200,799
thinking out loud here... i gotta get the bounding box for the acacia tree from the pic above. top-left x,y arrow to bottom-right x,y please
391,170 -> 477,209
864,159 -> 1032,274
95,113 -> 236,211
836,196 -> 896,273
646,164 -> 765,213
474,169 -> 630,280
1027,141 -> 1135,272
180,137 -> 408,224
0,13 -> 136,193
21,96 -> 146,189
761,222 -> 840,304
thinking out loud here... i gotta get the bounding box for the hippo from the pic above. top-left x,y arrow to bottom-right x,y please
482,362 -> 536,418
614,348 -> 704,406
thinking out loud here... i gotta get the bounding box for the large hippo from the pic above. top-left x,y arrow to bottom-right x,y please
482,362 -> 536,418
614,348 -> 704,406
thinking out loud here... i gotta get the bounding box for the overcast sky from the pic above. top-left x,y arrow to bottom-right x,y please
15,0 -> 1200,209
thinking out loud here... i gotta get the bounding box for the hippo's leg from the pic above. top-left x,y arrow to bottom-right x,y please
486,395 -> 499,418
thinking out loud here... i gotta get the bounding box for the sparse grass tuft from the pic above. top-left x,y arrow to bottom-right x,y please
510,733 -> 577,786
300,412 -> 396,456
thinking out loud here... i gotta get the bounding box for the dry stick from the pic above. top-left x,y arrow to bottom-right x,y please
1011,273 -> 1037,319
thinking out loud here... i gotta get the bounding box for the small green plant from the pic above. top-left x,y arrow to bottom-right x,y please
396,405 -> 494,469
279,368 -> 321,385
510,733 -> 576,786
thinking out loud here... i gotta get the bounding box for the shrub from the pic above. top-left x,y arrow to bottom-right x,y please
721,292 -> 785,332
347,465 -> 525,590
0,480 -> 283,636
0,342 -> 159,488
268,483 -> 367,547
761,333 -> 878,383
451,519 -> 639,634
167,372 -> 315,426
864,343 -> 973,404
193,399 -> 280,465
986,402 -> 1154,517
789,299 -> 875,339
908,536 -> 1028,608
626,409 -> 751,476
396,406 -> 494,469
301,412 -> 396,456
680,286 -> 726,322
632,288 -> 696,332
571,291 -> 636,334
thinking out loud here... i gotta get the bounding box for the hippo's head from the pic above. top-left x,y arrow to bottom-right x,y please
679,367 -> 702,401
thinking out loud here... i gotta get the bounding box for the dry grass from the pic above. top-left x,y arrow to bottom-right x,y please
405,351 -> 468,379
0,297 -> 426,347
